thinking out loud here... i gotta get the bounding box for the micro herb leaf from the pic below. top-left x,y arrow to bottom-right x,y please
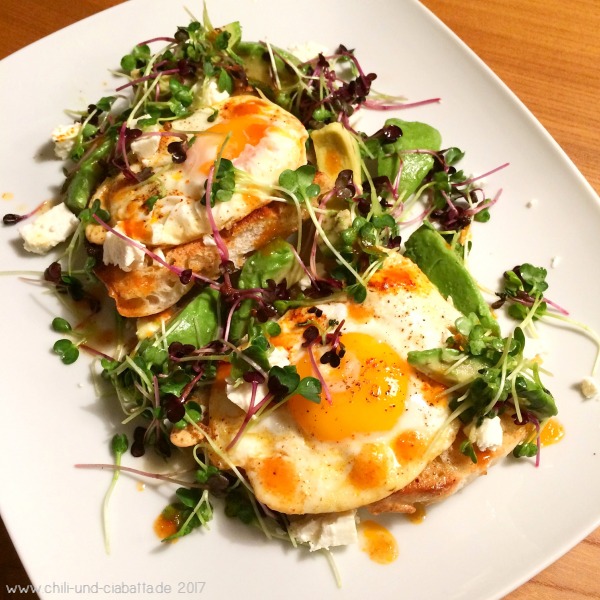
195,465 -> 221,484
95,96 -> 116,112
51,317 -> 72,333
53,339 -> 80,365
214,30 -> 231,50
217,68 -> 233,94
144,195 -> 160,211
444,147 -> 465,166
296,376 -> 322,403
347,283 -> 367,303
111,433 -> 129,457
264,320 -> 281,337
79,198 -> 110,226
513,442 -> 538,458
169,78 -> 194,107
460,439 -> 478,463
175,487 -> 201,509
519,264 -> 548,297
268,365 -> 300,400
474,208 -> 491,223
224,487 -> 256,524
279,165 -> 320,201
371,214 -> 396,230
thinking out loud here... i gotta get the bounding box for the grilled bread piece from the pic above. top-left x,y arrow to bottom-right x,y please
368,415 -> 531,515
94,200 -> 304,317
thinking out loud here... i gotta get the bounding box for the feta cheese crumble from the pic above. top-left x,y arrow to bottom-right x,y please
580,376 -> 599,399
199,79 -> 230,106
465,416 -> 503,452
226,346 -> 290,412
102,228 -> 147,272
51,123 -> 82,159
19,203 -> 79,254
130,132 -> 160,164
289,511 -> 358,551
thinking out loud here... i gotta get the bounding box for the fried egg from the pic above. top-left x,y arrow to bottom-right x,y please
95,95 -> 308,247
209,252 -> 464,514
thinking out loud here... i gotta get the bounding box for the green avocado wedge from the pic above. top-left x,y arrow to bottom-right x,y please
404,222 -> 500,336
406,348 -> 488,387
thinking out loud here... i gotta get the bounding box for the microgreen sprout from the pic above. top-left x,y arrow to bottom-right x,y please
102,433 -> 129,553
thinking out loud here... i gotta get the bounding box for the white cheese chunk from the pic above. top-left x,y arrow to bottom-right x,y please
102,228 -> 147,272
201,79 -> 230,106
466,415 -> 503,452
289,510 -> 358,551
226,347 -> 290,412
130,133 -> 160,164
581,376 -> 599,399
19,203 -> 79,254
51,123 -> 82,159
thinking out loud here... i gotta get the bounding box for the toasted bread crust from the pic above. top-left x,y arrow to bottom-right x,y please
95,201 -> 304,317
367,415 -> 531,515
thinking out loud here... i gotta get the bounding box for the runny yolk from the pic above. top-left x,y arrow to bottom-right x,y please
287,333 -> 409,442
359,520 -> 398,564
540,417 -> 565,446
193,113 -> 270,176
257,456 -> 300,500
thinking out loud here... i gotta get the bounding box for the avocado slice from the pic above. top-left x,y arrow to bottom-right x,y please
407,348 -> 487,387
311,122 -> 362,186
164,287 -> 220,347
404,222 -> 500,336
377,118 -> 441,198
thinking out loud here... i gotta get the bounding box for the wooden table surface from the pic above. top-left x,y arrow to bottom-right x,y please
1,1 -> 598,599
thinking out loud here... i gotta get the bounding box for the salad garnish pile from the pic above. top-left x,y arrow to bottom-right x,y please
4,6 -> 600,572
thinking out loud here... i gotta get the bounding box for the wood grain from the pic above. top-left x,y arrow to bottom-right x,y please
0,1 -> 598,599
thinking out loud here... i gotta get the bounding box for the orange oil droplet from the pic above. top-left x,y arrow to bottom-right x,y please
359,520 -> 398,564
407,503 -> 426,524
2,192 -> 14,201
136,482 -> 145,492
153,513 -> 179,541
258,456 -> 299,499
540,418 -> 565,446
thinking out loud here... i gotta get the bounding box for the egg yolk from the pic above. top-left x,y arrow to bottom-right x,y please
287,333 -> 409,442
187,99 -> 276,176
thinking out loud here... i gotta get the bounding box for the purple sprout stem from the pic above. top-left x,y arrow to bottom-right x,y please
115,68 -> 180,92
75,463 -> 204,488
203,165 -> 230,263
307,343 -> 332,404
363,97 -> 441,110
454,162 -> 510,187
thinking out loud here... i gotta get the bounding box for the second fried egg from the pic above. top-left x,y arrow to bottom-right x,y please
209,252 -> 463,514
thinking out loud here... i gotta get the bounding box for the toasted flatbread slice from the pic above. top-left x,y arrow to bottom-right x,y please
367,415 -> 531,515
94,200 -> 304,317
